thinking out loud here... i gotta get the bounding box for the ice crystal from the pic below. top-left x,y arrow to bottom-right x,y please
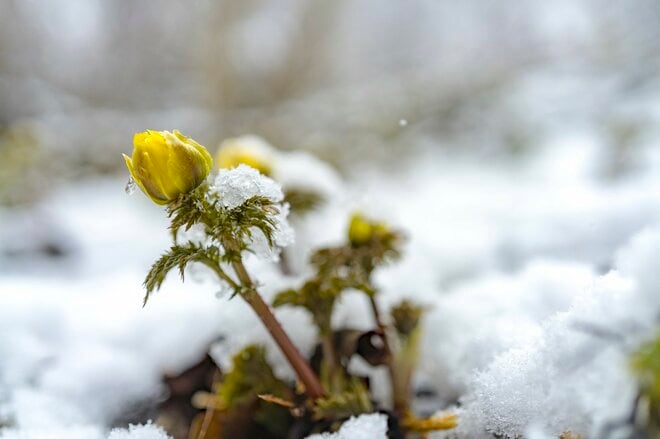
107,422 -> 171,439
450,228 -> 660,438
247,202 -> 295,261
211,164 -> 283,209
124,177 -> 136,195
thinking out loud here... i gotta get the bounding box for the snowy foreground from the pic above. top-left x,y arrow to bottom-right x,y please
1,141 -> 660,439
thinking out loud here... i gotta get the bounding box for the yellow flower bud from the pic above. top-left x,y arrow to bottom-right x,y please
372,222 -> 390,237
123,130 -> 213,205
348,213 -> 393,246
348,213 -> 373,246
215,136 -> 273,176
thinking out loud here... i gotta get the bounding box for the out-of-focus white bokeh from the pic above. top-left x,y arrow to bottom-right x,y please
2,2 -> 660,438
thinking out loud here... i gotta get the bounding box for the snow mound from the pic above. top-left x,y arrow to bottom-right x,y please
448,227 -> 660,438
107,423 -> 171,439
0,426 -> 103,439
247,202 -> 295,261
306,413 -> 388,439
211,165 -> 283,209
209,164 -> 293,258
273,150 -> 342,197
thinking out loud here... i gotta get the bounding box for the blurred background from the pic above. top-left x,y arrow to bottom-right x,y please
3,0 -> 660,275
2,1 -> 660,437
3,0 -> 660,193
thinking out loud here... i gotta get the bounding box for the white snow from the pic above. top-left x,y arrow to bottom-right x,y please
208,164 -> 294,259
305,413 -> 388,439
108,423 -> 171,439
0,419 -> 171,439
216,135 -> 342,198
4,88 -> 660,439
272,149 -> 343,198
3,137 -> 660,438
5,2 -> 660,438
0,426 -> 104,439
426,230 -> 660,438
211,164 -> 284,209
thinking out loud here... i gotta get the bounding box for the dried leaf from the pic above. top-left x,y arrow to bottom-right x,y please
401,411 -> 458,433
258,393 -> 296,409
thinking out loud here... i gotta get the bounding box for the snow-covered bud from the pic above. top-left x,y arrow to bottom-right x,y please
215,135 -> 273,176
123,130 -> 213,205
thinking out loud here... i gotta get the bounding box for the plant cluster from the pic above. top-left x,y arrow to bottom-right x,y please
125,130 -> 457,438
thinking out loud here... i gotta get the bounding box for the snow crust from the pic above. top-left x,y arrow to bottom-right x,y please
207,164 -> 294,260
5,2 -> 660,438
3,139 -> 660,437
0,423 -> 171,439
108,423 -> 172,439
211,164 -> 284,209
4,115 -> 660,439
305,413 -> 388,439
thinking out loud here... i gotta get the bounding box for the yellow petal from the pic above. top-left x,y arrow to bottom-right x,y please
215,136 -> 272,176
348,213 -> 373,245
124,130 -> 213,205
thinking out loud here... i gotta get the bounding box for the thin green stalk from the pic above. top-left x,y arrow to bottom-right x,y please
368,295 -> 407,415
320,329 -> 341,393
200,257 -> 239,290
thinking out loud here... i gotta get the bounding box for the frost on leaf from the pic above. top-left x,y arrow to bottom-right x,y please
247,202 -> 295,261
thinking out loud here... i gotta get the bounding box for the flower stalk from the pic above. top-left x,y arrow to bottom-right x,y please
230,258 -> 324,399
125,131 -> 460,436
127,131 -> 324,401
320,329 -> 340,393
368,295 -> 405,414
203,248 -> 323,399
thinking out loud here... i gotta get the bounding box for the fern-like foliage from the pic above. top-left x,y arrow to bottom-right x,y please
273,276 -> 351,334
311,228 -> 402,284
167,185 -> 209,240
284,188 -> 324,216
221,196 -> 280,249
219,345 -> 291,407
275,219 -> 404,336
188,344 -> 294,439
311,378 -> 372,421
167,186 -> 281,252
143,243 -> 221,306
144,185 -> 285,306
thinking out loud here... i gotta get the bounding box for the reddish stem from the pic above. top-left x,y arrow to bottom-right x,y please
232,260 -> 325,399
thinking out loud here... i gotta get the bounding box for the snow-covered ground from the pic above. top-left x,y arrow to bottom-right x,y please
1,128 -> 660,438
3,1 -> 660,437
